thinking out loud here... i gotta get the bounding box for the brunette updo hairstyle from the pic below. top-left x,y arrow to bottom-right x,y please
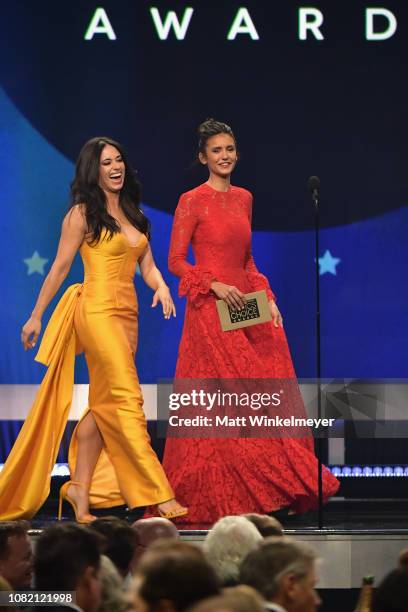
197,118 -> 237,156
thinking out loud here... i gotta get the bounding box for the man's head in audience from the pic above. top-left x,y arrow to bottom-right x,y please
0,521 -> 33,589
132,517 -> 179,566
89,516 -> 139,578
34,523 -> 102,612
240,538 -> 321,612
133,540 -> 220,612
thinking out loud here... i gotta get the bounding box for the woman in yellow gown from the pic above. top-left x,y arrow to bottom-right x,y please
0,137 -> 187,523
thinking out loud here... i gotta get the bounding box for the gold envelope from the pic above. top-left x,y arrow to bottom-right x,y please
216,290 -> 272,331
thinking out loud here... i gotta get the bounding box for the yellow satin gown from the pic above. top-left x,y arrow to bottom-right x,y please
0,231 -> 174,519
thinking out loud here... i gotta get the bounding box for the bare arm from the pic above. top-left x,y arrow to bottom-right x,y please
139,244 -> 167,291
21,206 -> 87,349
139,244 -> 176,319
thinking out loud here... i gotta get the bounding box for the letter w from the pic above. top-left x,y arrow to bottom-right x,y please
150,7 -> 194,40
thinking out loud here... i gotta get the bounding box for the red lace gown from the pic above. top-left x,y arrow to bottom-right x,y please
162,183 -> 339,524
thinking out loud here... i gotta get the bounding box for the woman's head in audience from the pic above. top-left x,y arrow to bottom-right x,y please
203,516 -> 262,586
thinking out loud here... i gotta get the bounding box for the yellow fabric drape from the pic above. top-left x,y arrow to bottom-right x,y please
0,285 -> 82,519
0,283 -> 128,520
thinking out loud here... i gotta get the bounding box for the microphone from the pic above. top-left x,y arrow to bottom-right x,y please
308,176 -> 320,207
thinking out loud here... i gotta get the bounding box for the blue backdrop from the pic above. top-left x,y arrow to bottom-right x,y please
1,0 -> 408,388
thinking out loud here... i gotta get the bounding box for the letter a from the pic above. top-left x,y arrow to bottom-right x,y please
298,8 -> 324,41
227,8 -> 259,40
366,8 -> 397,41
84,7 -> 117,40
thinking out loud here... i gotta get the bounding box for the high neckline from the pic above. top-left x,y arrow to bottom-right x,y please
202,181 -> 232,194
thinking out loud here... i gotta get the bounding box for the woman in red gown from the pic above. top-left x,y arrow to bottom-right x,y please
162,119 -> 339,524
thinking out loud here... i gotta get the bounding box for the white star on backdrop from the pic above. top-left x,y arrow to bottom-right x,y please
23,251 -> 49,275
318,250 -> 341,276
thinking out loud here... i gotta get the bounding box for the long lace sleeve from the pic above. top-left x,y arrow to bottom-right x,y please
168,193 -> 215,306
245,195 -> 276,302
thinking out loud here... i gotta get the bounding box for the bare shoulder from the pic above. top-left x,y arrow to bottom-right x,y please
63,204 -> 87,231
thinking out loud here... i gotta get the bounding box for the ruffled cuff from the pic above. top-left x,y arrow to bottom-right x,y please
246,272 -> 276,302
179,268 -> 215,307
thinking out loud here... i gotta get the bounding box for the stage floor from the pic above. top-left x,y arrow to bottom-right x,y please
30,491 -> 408,530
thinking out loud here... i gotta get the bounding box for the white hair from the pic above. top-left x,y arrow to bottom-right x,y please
99,555 -> 130,612
203,516 -> 262,585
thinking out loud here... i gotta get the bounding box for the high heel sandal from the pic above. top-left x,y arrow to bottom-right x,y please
57,480 -> 96,524
157,500 -> 188,520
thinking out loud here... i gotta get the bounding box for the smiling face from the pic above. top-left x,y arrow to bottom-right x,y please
98,144 -> 125,193
199,133 -> 238,179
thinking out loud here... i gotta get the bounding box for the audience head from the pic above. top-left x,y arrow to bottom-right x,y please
34,523 -> 102,612
203,516 -> 262,586
240,538 -> 321,612
398,548 -> 408,569
133,540 -> 220,612
132,517 -> 179,565
0,521 -> 33,589
188,586 -> 264,612
243,513 -> 284,538
372,567 -> 408,612
98,555 -> 131,612
90,516 -> 139,578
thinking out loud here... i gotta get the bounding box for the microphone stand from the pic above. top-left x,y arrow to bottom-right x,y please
312,188 -> 324,530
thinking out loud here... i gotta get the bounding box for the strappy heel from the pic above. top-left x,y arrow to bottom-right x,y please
157,500 -> 188,520
57,480 -> 96,524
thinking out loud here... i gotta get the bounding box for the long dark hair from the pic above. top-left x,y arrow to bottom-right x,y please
70,136 -> 150,243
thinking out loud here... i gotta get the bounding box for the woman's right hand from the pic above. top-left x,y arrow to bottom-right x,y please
210,281 -> 246,310
21,316 -> 42,350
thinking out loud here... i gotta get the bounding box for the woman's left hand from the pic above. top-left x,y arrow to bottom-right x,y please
152,285 -> 176,319
269,300 -> 283,328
